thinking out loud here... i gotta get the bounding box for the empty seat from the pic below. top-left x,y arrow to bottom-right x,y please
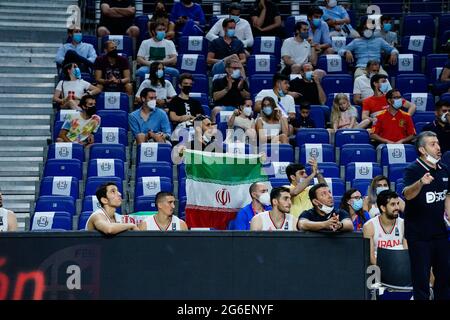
134,196 -> 158,212
179,36 -> 208,55
351,179 -> 372,196
269,177 -> 290,188
89,143 -> 126,162
426,54 -> 448,83
84,176 -> 123,197
317,55 -> 348,74
47,142 -> 84,162
340,144 -> 376,166
260,143 -> 294,163
96,92 -> 129,112
135,177 -> 173,199
299,143 -> 335,163
263,161 -> 291,178
305,162 -> 340,178
189,74 -> 209,95
78,211 -> 93,230
402,14 -> 435,37
223,142 -> 254,155
335,129 -> 370,148
31,211 -> 72,231
388,163 -> 409,182
395,74 -> 428,93
96,110 -> 128,130
345,162 -> 382,182
247,54 -> 277,75
400,36 -> 433,58
87,158 -> 125,180
101,35 -> 133,57
252,36 -> 282,61
322,74 -> 353,96
188,91 -> 209,105
309,105 -> 327,128
389,53 -> 421,76
296,128 -> 330,147
43,159 -> 82,180
249,74 -> 273,98
40,176 -> 79,200
136,142 -> 172,165
93,127 -> 128,146
380,144 -> 417,166
136,161 -> 173,180
35,196 -> 76,217
177,54 -> 206,74
402,93 -> 435,112
412,111 -> 435,124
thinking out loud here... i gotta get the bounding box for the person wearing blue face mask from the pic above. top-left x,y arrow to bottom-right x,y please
288,62 -> 326,107
55,27 -> 97,75
255,96 -> 289,144
307,6 -> 333,55
207,18 -> 247,76
374,15 -> 399,47
340,189 -> 370,231
363,175 -> 406,218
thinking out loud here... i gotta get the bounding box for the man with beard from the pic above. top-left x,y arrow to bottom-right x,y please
363,190 -> 407,265
250,187 -> 297,231
403,131 -> 450,300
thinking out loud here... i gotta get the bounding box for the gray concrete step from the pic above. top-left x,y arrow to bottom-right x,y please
8,0 -> 76,4
2,201 -> 31,212
0,185 -> 36,195
0,94 -> 53,104
0,15 -> 68,24
0,166 -> 40,177
0,146 -> 45,157
0,63 -> 56,73
2,194 -> 35,202
0,2 -> 75,9
0,8 -> 68,16
0,21 -> 66,30
0,27 -> 66,43
0,125 -> 50,135
0,177 -> 39,193
0,42 -> 61,55
0,103 -> 53,115
0,83 -> 55,94
0,52 -> 55,65
0,115 -> 50,125
0,136 -> 50,146
0,74 -> 55,84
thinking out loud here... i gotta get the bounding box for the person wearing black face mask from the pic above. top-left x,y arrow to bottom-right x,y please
94,40 -> 133,96
57,95 -> 102,147
168,73 -> 205,128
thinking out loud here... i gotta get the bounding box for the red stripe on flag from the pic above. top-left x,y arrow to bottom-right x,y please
186,206 -> 238,230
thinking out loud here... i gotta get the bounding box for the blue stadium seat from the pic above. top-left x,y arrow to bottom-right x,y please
403,93 -> 435,112
82,194 -> 106,213
202,105 -> 211,117
179,36 -> 209,55
269,177 -> 290,188
296,128 -> 330,147
335,129 -> 370,148
442,150 -> 450,168
252,36 -> 282,61
84,176 -> 123,197
136,161 -> 173,180
402,14 -> 435,37
388,163 -> 409,182
400,36 -> 433,58
351,179 -> 372,196
299,143 -> 335,163
47,143 -> 84,162
35,196 -> 76,217
87,158 -> 125,180
178,164 -> 186,182
388,53 -> 421,76
177,54 -> 206,74
136,143 -> 172,165
438,14 -> 450,46
96,92 -> 129,111
249,74 -> 273,98
284,15 -> 308,37
135,177 -> 173,199
395,178 -> 405,199
134,15 -> 150,43
89,143 -> 126,162
40,176 -> 79,199
414,121 -> 429,134
54,109 -> 81,123
426,54 -> 448,84
189,92 -> 209,105
309,105 -> 327,128
317,177 -> 345,197
380,144 -> 417,166
101,35 -> 134,57
317,55 -> 348,74
31,211 -> 72,231
326,93 -> 354,108
322,74 -> 353,95
340,144 -> 376,166
78,211 -> 92,230
43,159 -> 82,180
395,74 -> 427,93
263,161 -> 291,178
134,196 -> 158,212
412,112 -> 435,124
96,110 -> 128,130
260,143 -> 294,163
247,54 -> 277,75
345,162 -> 382,182
80,34 -> 98,53
53,121 -> 64,142
190,74 -> 209,95
93,127 -> 128,146
305,162 -> 340,178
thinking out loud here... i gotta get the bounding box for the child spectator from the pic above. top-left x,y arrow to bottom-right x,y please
331,93 -> 371,130
293,104 -> 316,132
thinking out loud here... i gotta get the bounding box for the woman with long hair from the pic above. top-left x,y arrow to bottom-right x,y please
330,93 -> 371,130
255,96 -> 289,144
340,188 -> 370,231
363,175 -> 405,217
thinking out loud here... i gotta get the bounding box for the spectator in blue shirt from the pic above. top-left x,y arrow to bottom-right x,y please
229,182 -> 272,230
129,88 -> 172,144
339,18 -> 398,78
319,0 -> 359,38
170,0 -> 206,31
307,6 -> 333,55
55,27 -> 97,74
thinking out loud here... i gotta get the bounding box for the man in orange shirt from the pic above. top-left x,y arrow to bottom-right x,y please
370,89 -> 416,145
362,74 -> 416,123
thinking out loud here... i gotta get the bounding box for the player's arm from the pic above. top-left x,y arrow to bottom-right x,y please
363,222 -> 376,265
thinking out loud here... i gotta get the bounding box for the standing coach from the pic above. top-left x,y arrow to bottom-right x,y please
403,131 -> 450,300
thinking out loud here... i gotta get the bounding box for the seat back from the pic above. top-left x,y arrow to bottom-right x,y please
247,54 -> 277,75
377,248 -> 412,287
96,92 -> 130,112
93,127 -> 128,146
47,142 -> 84,162
177,54 -> 206,74
317,55 -> 348,74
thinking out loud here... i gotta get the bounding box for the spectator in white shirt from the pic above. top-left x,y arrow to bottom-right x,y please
353,60 -> 391,105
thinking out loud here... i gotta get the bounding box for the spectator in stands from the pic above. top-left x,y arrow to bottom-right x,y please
139,192 -> 188,231
374,15 -> 399,47
255,73 -> 296,125
307,6 -> 333,55
370,89 -> 416,146
298,183 -> 353,232
150,2 -> 176,40
57,94 -> 101,147
206,3 -> 253,54
250,187 -> 297,231
287,161 -> 326,219
255,96 -> 289,144
94,40 -> 133,96
129,88 -> 172,144
207,18 -> 246,76
288,63 -> 326,106
423,100 -> 450,153
55,27 -> 97,73
294,104 -> 316,129
226,99 -> 257,144
353,60 -> 392,105
189,115 -> 219,151
135,61 -> 177,111
434,46 -> 450,96
169,0 -> 206,31
340,188 -> 370,231
97,0 -> 140,39
250,0 -> 283,38
339,17 -> 399,78
330,93 -> 370,130
0,190 -> 17,231
230,182 -> 271,230
280,21 -> 318,74
86,182 -> 141,234
363,175 -> 405,218
136,21 -> 179,81
363,190 -> 407,265
361,74 -> 415,122
211,59 -> 250,120
53,63 -> 101,110
319,0 -> 359,38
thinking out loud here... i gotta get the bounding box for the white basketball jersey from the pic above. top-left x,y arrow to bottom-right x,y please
145,215 -> 182,231
256,211 -> 296,231
368,216 -> 404,257
85,209 -> 121,230
0,208 -> 8,232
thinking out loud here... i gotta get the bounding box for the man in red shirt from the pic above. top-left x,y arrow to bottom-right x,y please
362,74 -> 416,123
370,89 -> 416,145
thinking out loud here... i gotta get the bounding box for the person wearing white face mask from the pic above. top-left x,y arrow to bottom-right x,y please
226,99 -> 257,144
423,100 -> 450,153
363,175 -> 405,218
403,131 -> 450,300
298,183 -> 353,232
340,188 -> 371,231
229,182 -> 272,230
128,88 -> 172,144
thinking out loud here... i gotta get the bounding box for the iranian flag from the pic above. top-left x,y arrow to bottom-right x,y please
184,149 -> 268,230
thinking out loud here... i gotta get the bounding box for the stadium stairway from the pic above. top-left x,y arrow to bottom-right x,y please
0,0 -> 77,230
